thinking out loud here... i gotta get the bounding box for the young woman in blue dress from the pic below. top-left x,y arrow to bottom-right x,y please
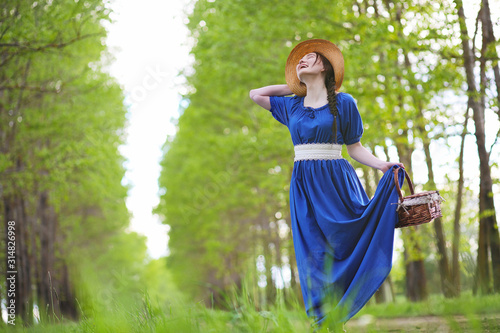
250,39 -> 405,332
250,40 -> 402,174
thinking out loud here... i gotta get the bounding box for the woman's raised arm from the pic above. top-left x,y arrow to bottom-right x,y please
249,84 -> 293,110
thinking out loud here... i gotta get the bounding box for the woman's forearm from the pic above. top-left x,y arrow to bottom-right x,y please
346,142 -> 385,170
249,84 -> 292,98
249,84 -> 293,110
346,142 -> 404,173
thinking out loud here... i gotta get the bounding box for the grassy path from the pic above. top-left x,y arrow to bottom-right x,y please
346,314 -> 500,332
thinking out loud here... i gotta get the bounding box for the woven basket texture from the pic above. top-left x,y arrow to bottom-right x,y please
393,168 -> 443,228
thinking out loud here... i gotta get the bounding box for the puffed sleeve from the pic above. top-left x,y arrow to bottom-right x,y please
269,96 -> 292,127
339,94 -> 364,145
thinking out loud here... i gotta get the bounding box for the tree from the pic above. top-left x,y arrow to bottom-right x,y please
0,0 -> 151,325
454,0 -> 500,295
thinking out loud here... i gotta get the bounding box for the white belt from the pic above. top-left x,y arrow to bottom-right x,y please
294,143 -> 343,161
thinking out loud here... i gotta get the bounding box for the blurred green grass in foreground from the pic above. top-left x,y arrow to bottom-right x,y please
7,284 -> 500,332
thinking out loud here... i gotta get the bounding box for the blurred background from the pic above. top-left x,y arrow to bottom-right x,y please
0,0 -> 499,331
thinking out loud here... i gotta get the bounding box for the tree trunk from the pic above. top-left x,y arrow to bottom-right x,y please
455,0 -> 500,294
421,136 -> 455,297
38,191 -> 61,320
479,0 -> 500,294
403,230 -> 428,302
395,140 -> 428,302
480,0 -> 500,118
374,278 -> 394,304
475,219 -> 491,294
452,108 -> 470,295
18,197 -> 33,324
3,194 -> 34,325
363,165 -> 373,198
58,255 -> 79,320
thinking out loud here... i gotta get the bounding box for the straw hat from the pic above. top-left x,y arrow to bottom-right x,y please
285,39 -> 344,97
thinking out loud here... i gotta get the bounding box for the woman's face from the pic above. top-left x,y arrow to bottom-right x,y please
296,52 -> 325,81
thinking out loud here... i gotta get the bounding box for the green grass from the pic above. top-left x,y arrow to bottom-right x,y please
348,292 -> 500,332
6,289 -> 500,332
356,292 -> 500,318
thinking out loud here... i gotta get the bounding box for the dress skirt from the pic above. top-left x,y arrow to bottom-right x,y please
290,159 -> 404,327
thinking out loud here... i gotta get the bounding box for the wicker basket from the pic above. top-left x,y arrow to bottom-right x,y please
393,167 -> 444,228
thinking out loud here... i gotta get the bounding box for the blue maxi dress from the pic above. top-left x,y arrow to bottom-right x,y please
269,93 -> 404,328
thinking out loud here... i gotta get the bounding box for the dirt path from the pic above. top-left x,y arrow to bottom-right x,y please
345,314 -> 500,332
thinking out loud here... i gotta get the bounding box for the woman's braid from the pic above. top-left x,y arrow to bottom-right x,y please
315,52 -> 338,144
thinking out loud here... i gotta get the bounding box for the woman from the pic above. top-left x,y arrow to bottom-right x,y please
250,39 -> 405,332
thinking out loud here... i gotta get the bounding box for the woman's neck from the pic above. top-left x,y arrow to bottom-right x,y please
303,77 -> 328,108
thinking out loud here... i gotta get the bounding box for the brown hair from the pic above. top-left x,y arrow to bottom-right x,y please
314,52 -> 338,144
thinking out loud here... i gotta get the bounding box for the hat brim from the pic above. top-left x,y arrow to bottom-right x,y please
285,39 -> 344,97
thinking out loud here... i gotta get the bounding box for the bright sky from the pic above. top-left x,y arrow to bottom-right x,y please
104,0 -> 191,259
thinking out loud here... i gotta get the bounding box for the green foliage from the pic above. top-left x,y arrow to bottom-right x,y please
141,258 -> 188,306
0,0 -> 183,325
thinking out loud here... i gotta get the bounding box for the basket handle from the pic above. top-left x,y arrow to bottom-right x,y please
393,167 -> 414,202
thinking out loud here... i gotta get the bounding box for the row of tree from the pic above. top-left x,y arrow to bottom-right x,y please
155,0 -> 500,310
0,0 -> 167,326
